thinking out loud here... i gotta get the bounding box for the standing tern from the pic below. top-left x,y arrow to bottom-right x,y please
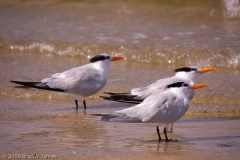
10,53 -> 124,110
93,82 -> 208,141
101,66 -> 216,104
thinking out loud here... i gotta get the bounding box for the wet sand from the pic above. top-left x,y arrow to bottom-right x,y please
0,89 -> 240,160
1,100 -> 240,160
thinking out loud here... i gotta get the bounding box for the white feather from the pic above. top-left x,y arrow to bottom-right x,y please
109,86 -> 191,124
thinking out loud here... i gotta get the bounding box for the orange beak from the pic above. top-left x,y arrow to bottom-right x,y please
111,56 -> 125,61
199,67 -> 217,74
191,84 -> 209,90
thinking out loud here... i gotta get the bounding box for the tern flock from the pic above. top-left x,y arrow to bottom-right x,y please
11,53 -> 216,141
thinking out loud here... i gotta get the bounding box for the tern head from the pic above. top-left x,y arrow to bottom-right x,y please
89,53 -> 124,77
174,66 -> 216,83
89,53 -> 124,63
166,82 -> 208,95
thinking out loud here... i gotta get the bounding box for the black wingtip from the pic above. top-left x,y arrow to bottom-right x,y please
103,91 -> 131,96
10,80 -> 65,92
10,81 -> 41,86
10,80 -> 21,84
100,95 -> 142,104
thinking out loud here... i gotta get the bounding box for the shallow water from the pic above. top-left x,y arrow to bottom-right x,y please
0,0 -> 240,159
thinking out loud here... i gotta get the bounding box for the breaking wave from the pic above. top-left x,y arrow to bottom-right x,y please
0,39 -> 239,69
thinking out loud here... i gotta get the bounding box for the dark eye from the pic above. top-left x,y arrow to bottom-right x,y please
106,56 -> 110,59
191,68 -> 196,71
183,83 -> 188,87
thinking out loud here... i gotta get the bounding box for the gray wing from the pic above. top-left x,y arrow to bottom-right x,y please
131,76 -> 184,99
40,64 -> 106,96
112,90 -> 189,124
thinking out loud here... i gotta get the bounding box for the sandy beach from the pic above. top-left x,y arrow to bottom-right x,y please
1,98 -> 240,160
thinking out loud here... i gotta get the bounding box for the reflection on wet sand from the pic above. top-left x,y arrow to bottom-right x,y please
1,115 -> 240,159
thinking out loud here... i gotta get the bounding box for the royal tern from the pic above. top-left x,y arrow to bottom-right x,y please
93,82 -> 208,141
101,66 -> 216,104
10,53 -> 124,109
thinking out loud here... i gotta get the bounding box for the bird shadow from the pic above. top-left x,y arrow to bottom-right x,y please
134,135 -> 238,153
180,135 -> 240,143
142,135 -> 240,147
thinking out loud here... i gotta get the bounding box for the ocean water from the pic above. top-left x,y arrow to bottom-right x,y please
0,0 -> 240,68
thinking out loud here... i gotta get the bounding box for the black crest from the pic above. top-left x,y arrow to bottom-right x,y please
174,67 -> 197,73
89,54 -> 110,63
166,82 -> 188,88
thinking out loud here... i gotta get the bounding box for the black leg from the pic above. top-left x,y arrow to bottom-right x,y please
156,126 -> 162,141
164,126 -> 169,142
83,99 -> 87,109
75,99 -> 78,109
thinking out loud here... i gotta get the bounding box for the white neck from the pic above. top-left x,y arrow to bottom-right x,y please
91,60 -> 111,78
175,72 -> 199,84
170,87 -> 191,99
